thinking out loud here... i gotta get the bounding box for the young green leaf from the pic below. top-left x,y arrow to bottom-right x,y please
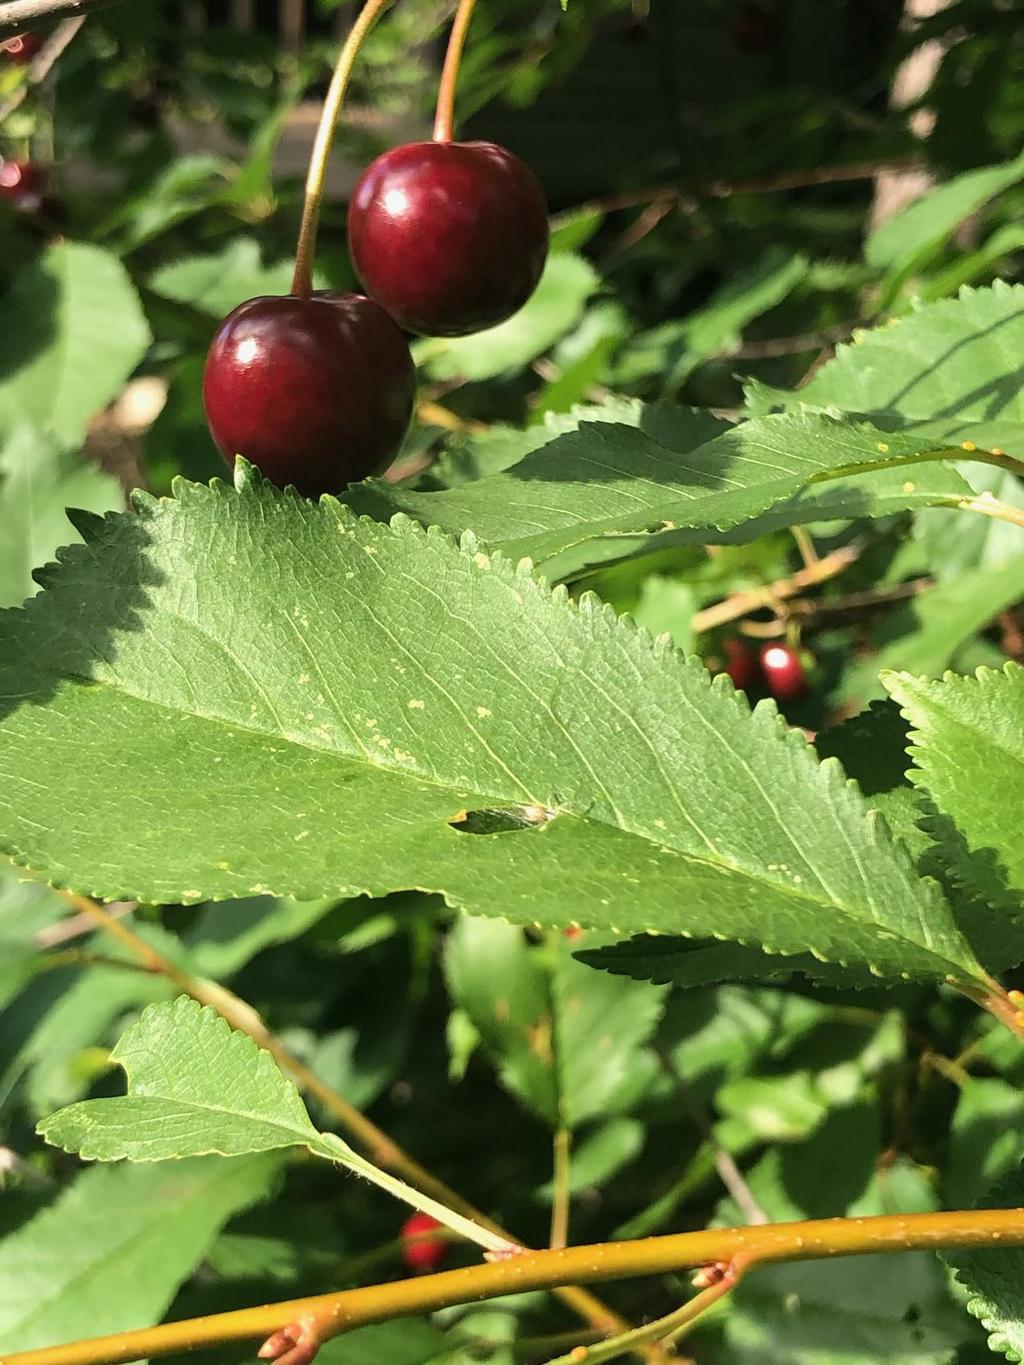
444,917 -> 664,1129
148,237 -> 300,319
844,555 -> 1024,704
867,148 -> 1024,283
38,996 -> 514,1255
884,664 -> 1024,901
0,858 -> 68,1006
0,1154 -> 281,1353
0,469 -> 986,989
0,243 -> 150,447
38,995 -> 327,1161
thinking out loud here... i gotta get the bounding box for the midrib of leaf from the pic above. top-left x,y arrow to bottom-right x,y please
104,1090 -> 315,1150
805,445 -> 996,487
48,668 -> 944,950
43,670 -> 963,975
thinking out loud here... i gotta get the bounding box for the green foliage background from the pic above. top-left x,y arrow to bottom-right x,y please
5,1 -> 1024,1362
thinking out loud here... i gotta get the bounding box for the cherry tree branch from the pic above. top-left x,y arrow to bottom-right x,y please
0,0 -> 119,39
5,1208 -> 1024,1365
691,542 -> 864,634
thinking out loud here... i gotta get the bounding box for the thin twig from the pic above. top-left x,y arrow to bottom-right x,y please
0,0 -> 116,39
0,15 -> 84,122
789,525 -> 819,569
542,1265 -> 741,1365
6,1208 -> 1024,1365
550,1129 -> 572,1250
555,157 -> 927,224
62,894 -> 649,1356
655,1049 -> 768,1226
35,898 -> 134,947
724,322 -> 857,361
691,542 -> 863,635
788,576 -> 932,623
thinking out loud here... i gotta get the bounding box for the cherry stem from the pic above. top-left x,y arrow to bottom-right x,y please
291,0 -> 394,299
433,0 -> 480,142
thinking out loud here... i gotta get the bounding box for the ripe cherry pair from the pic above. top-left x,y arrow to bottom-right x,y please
204,139 -> 549,497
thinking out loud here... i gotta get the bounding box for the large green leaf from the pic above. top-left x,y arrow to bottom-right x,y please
749,282 -> 1024,456
945,1162 -> 1024,1363
0,1153 -> 280,1353
884,665 -> 1024,901
0,425 -> 123,609
0,468 -> 985,988
0,243 -> 150,447
417,400 -> 972,580
348,411 -> 973,568
444,917 -> 663,1128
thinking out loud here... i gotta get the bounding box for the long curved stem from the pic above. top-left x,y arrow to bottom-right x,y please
6,1208 -> 1024,1365
433,0 -> 480,142
291,0 -> 394,298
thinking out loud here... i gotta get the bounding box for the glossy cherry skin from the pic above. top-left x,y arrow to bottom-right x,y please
400,1212 -> 447,1273
4,31 -> 42,63
203,292 -> 416,498
348,140 -> 549,337
759,642 -> 807,703
722,638 -> 759,692
0,159 -> 45,209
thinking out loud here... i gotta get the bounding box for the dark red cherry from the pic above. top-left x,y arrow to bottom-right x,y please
4,31 -> 42,63
203,292 -> 416,498
759,643 -> 807,703
722,638 -> 759,692
400,1212 -> 447,1273
348,140 -> 549,337
0,159 -> 45,209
